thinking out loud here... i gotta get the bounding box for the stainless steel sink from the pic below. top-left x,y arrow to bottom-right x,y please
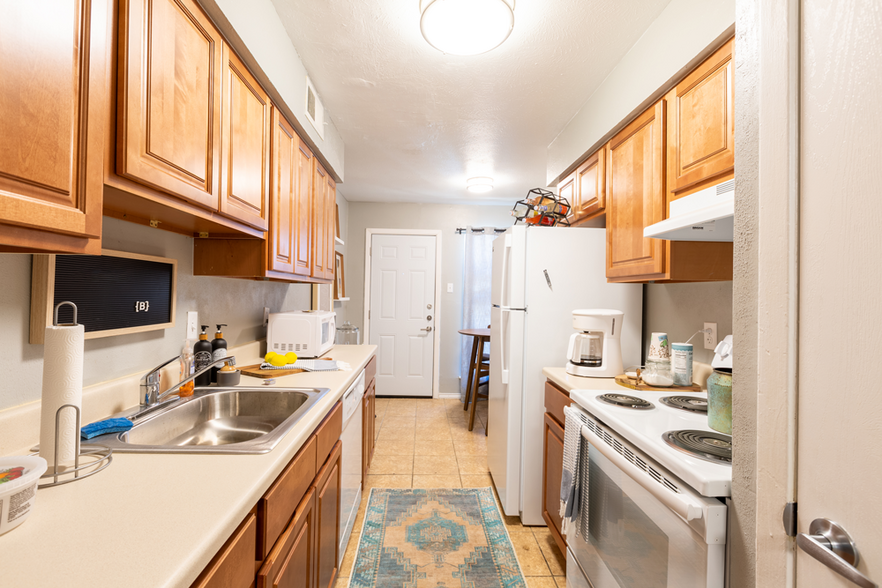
85,387 -> 330,454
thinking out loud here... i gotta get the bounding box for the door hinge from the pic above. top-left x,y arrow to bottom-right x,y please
783,502 -> 798,537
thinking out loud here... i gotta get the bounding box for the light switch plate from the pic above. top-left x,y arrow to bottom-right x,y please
704,322 -> 718,350
447,283 -> 453,293
263,307 -> 270,326
186,312 -> 199,339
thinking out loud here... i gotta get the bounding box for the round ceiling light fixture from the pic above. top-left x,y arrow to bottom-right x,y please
467,177 -> 494,193
420,0 -> 515,56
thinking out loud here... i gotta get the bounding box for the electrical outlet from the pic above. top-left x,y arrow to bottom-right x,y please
704,322 -> 718,350
263,307 -> 270,326
186,312 -> 199,339
447,283 -> 454,293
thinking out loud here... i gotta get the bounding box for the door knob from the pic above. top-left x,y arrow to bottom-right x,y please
420,327 -> 433,332
796,519 -> 877,588
427,303 -> 433,309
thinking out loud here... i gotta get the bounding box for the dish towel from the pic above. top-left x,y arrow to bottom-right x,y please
259,360 -> 351,372
560,405 -> 590,537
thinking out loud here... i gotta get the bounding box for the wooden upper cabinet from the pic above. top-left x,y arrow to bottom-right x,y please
574,146 -> 606,221
667,39 -> 734,197
117,0 -> 222,210
558,173 -> 576,220
311,162 -> 331,280
325,176 -> 337,278
0,0 -> 109,253
294,139 -> 315,276
220,45 -> 270,231
269,107 -> 296,275
606,99 -> 667,281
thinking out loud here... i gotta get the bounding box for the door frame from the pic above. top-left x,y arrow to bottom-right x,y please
363,228 -> 443,398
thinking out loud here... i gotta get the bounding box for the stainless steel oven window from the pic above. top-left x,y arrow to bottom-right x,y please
570,443 -> 724,588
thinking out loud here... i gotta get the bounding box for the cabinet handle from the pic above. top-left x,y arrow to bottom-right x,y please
796,519 -> 876,588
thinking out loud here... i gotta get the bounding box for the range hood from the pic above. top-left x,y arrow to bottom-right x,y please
644,179 -> 734,241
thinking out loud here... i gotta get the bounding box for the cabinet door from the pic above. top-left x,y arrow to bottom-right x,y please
258,488 -> 316,588
542,413 -> 567,558
606,99 -> 666,280
269,107 -> 296,275
362,381 -> 376,481
118,0 -> 222,210
293,140 -> 314,276
667,39 -> 734,196
325,177 -> 337,280
220,45 -> 269,231
574,147 -> 606,221
311,162 -> 329,279
192,511 -> 258,588
558,172 -> 576,221
314,441 -> 342,588
0,0 -> 108,252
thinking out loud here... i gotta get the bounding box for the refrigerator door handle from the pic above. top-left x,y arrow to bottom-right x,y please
500,308 -> 510,384
500,234 -> 512,308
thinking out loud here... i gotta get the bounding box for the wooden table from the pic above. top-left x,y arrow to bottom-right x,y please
459,328 -> 491,433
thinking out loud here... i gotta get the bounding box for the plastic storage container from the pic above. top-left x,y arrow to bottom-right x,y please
0,456 -> 48,535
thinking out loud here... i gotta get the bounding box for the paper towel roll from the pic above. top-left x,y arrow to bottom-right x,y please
40,324 -> 84,468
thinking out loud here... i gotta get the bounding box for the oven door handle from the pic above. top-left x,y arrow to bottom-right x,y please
581,425 -> 704,522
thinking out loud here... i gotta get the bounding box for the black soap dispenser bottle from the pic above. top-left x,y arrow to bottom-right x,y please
211,324 -> 228,383
194,325 -> 213,387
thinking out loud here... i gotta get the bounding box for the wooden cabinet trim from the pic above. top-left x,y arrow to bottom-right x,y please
574,146 -> 606,220
258,436 -> 317,560
364,355 -> 377,388
544,381 -> 572,429
258,487 -> 316,588
314,441 -> 342,588
542,413 -> 568,560
191,510 -> 258,588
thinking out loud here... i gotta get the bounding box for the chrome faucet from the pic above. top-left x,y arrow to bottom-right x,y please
140,355 -> 237,407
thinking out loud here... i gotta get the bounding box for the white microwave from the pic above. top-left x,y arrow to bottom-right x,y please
267,310 -> 336,358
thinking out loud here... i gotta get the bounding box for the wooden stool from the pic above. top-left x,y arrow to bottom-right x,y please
459,328 -> 490,434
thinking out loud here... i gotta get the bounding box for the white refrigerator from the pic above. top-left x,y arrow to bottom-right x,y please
488,225 -> 642,524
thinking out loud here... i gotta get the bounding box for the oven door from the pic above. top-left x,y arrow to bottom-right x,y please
569,423 -> 726,588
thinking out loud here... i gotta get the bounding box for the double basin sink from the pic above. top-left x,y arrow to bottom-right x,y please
85,387 -> 330,454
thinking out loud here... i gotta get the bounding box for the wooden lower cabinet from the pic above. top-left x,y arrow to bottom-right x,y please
315,442 -> 342,588
192,510 -> 258,588
362,381 -> 376,481
542,380 -> 572,561
258,488 -> 316,588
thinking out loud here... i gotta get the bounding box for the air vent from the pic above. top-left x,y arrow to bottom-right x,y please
716,179 -> 735,195
579,411 -> 682,495
304,77 -> 325,139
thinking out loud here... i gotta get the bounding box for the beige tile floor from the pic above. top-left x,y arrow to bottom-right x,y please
335,397 -> 567,588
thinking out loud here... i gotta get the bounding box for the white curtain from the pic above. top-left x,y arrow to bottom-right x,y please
459,229 -> 496,401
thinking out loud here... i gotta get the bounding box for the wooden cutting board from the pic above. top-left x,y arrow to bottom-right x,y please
614,374 -> 702,392
239,358 -> 334,379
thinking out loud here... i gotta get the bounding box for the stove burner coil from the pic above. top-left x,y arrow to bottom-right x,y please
597,393 -> 654,410
662,430 -> 732,464
660,396 -> 709,414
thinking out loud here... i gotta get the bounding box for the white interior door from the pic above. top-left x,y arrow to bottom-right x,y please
368,234 -> 437,397
795,1 -> 882,586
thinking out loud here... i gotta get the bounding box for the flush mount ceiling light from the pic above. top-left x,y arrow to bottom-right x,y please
420,0 -> 515,56
467,177 -> 494,193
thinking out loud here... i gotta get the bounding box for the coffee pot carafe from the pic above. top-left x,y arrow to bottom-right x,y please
566,309 -> 624,378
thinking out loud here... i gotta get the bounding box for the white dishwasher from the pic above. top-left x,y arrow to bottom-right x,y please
339,370 -> 365,564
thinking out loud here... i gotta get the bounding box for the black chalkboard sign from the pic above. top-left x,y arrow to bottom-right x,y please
30,250 -> 177,343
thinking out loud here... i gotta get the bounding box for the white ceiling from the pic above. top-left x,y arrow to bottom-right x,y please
270,0 -> 672,205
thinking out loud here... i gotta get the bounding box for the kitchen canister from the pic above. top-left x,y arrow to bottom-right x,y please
39,302 -> 84,469
707,368 -> 733,434
671,343 -> 694,386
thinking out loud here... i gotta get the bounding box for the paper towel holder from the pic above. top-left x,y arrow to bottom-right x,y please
53,301 -> 78,327
32,404 -> 113,488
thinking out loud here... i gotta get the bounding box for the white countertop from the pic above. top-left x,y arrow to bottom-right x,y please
542,366 -> 625,394
0,345 -> 376,588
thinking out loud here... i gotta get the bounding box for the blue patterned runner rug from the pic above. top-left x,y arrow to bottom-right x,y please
350,488 -> 526,588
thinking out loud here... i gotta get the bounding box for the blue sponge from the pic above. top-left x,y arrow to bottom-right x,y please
80,418 -> 133,440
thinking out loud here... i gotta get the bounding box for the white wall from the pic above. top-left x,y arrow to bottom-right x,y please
546,0 -> 735,185
345,202 -> 513,397
199,0 -> 345,180
0,217 -> 312,412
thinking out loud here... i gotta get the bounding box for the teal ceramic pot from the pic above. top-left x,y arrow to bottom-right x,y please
707,368 -> 733,434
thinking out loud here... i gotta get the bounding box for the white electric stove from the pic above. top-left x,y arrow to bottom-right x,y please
565,388 -> 731,588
